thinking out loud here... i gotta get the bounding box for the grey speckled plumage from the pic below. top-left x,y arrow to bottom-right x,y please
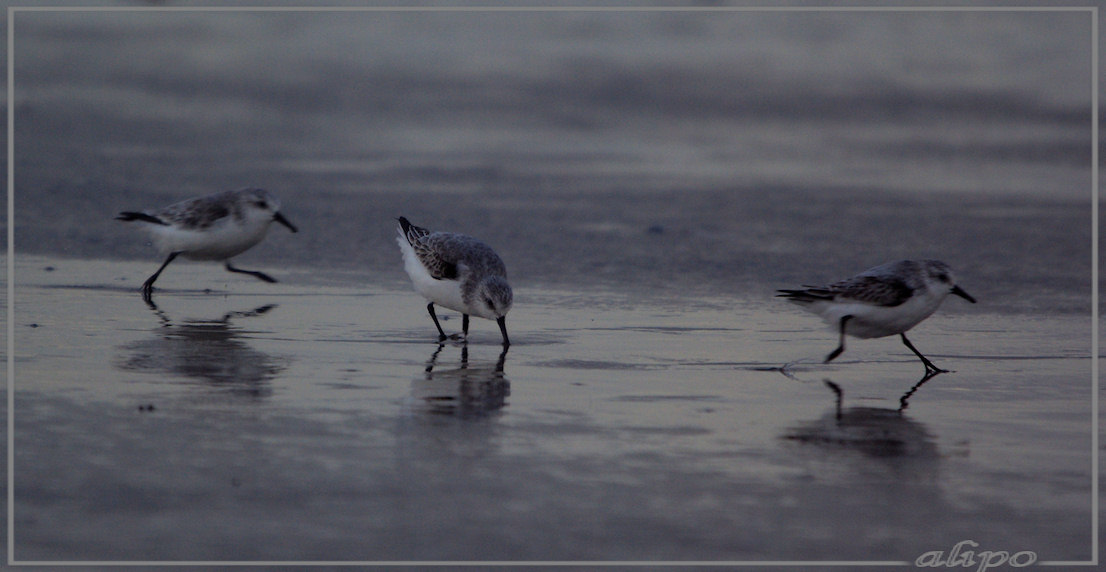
781,260 -> 941,308
117,188 -> 297,301
400,218 -> 508,286
152,189 -> 251,229
777,259 -> 976,374
397,217 -> 513,346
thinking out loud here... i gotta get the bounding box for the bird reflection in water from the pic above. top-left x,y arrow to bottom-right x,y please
116,303 -> 286,399
784,371 -> 942,460
410,344 -> 510,417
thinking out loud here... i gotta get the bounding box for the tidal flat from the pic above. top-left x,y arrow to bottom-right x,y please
9,254 -> 1093,563
7,6 -> 1097,565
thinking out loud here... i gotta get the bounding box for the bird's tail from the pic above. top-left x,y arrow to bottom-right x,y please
396,216 -> 429,245
116,212 -> 167,225
776,287 -> 835,305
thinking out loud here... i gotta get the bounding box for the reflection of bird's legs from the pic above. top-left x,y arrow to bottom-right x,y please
222,304 -> 278,321
425,343 -> 446,374
900,333 -> 947,375
824,315 -> 852,363
823,380 -> 843,421
898,367 -> 942,412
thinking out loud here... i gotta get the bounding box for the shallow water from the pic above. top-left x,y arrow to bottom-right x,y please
9,255 -> 1094,563
5,5 -> 1099,566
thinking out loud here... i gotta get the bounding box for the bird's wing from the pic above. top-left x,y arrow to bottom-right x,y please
829,274 -> 914,307
157,195 -> 233,230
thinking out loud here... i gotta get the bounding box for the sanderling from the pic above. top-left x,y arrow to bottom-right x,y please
777,259 -> 976,374
396,216 -> 512,347
117,188 -> 298,299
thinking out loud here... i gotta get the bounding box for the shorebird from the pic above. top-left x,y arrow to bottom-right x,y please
778,259 -> 976,373
396,216 -> 512,347
117,188 -> 297,299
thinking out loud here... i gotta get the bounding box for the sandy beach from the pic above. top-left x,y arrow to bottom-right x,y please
10,248 -> 1094,563
7,5 -> 1098,566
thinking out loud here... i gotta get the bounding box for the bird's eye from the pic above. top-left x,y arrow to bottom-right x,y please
255,200 -> 268,209
485,297 -> 495,308
937,273 -> 950,283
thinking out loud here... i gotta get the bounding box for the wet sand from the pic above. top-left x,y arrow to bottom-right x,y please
7,6 -> 1097,566
10,254 -> 1093,563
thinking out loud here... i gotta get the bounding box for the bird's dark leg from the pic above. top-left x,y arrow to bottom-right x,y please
462,314 -> 470,340
900,333 -> 947,374
225,261 -> 276,283
824,315 -> 852,363
497,315 -> 510,348
142,251 -> 181,300
427,303 -> 447,342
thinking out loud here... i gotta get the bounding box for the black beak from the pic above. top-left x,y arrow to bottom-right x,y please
951,285 -> 976,303
497,316 -> 510,348
274,212 -> 298,233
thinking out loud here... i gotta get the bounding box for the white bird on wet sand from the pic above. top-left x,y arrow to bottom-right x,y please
396,216 -> 513,347
777,259 -> 976,374
116,188 -> 298,299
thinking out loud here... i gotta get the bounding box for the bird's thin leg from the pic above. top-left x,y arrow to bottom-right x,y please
225,261 -> 276,283
142,251 -> 181,299
497,315 -> 510,348
462,314 -> 470,340
824,315 -> 851,363
900,333 -> 947,374
427,303 -> 447,342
